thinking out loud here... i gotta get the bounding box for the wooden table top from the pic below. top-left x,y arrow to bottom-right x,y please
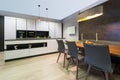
76,42 -> 120,57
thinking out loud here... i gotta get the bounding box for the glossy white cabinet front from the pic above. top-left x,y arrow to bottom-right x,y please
16,18 -> 26,30
36,21 -> 48,31
4,16 -> 16,40
26,19 -> 36,30
4,39 -> 58,60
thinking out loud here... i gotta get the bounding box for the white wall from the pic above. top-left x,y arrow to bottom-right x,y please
62,13 -> 79,41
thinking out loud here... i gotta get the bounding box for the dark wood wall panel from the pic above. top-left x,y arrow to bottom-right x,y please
0,16 -> 4,51
79,0 -> 120,41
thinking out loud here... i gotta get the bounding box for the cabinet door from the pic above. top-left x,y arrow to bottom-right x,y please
47,40 -> 58,52
16,18 -> 26,30
49,22 -> 55,38
4,49 -> 29,60
4,16 -> 16,40
27,19 -> 35,30
36,21 -> 48,31
54,23 -> 62,38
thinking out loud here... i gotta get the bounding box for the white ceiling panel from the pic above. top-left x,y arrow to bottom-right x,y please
0,0 -> 108,20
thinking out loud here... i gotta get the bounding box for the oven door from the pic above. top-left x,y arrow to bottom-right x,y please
27,31 -> 35,38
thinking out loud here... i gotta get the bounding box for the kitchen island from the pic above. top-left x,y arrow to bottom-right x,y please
4,38 -> 64,60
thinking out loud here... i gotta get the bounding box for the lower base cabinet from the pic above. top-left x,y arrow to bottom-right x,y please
4,39 -> 58,60
4,49 -> 29,60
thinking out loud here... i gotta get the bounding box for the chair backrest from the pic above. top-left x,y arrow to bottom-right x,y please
67,41 -> 78,59
84,44 -> 112,72
56,40 -> 65,53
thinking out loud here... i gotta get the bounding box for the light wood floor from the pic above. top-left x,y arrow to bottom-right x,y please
0,53 -> 120,80
0,53 -> 75,80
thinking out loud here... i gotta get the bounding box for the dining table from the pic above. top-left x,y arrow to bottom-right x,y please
76,42 -> 120,57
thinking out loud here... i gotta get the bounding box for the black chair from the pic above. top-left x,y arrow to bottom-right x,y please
111,55 -> 120,74
56,40 -> 67,67
84,44 -> 114,80
66,41 -> 84,80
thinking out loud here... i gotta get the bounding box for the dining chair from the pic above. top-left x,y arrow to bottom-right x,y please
66,41 -> 84,80
111,55 -> 120,74
56,40 -> 67,67
84,44 -> 114,80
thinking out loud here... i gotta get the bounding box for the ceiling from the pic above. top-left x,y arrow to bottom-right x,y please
0,0 -> 108,20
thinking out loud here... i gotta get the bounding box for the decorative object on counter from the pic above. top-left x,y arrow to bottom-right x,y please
85,40 -> 93,44
96,32 -> 98,41
81,33 -> 83,40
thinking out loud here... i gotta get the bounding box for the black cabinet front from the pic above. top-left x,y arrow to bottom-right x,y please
6,42 -> 47,50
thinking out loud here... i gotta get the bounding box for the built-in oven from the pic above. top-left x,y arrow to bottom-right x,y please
27,31 -> 36,38
16,30 -> 27,38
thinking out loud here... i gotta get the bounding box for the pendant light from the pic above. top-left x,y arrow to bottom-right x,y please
46,8 -> 48,21
37,5 -> 41,21
46,8 -> 50,38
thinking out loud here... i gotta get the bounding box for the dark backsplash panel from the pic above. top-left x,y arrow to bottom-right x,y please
79,0 -> 120,41
6,42 -> 47,50
16,30 -> 49,38
36,31 -> 49,38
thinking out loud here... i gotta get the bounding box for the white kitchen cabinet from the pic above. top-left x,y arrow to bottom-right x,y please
4,16 -> 16,40
54,23 -> 62,38
49,22 -> 55,38
16,18 -> 26,30
27,19 -> 36,30
46,40 -> 58,52
48,22 -> 62,38
4,39 -> 58,60
4,49 -> 29,60
36,21 -> 48,31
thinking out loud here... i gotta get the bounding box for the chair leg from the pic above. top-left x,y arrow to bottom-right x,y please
113,64 -> 118,74
104,72 -> 109,80
56,52 -> 61,63
109,72 -> 115,80
67,58 -> 71,70
71,57 -> 76,64
63,53 -> 66,67
85,64 -> 91,80
76,59 -> 79,80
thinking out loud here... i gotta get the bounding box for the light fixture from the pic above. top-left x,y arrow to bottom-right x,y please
46,8 -> 50,38
77,13 -> 103,22
46,8 -> 48,21
77,6 -> 103,22
37,5 -> 41,21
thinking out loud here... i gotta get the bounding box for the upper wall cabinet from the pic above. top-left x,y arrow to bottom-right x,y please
48,22 -> 62,38
4,16 -> 16,40
26,19 -> 36,30
49,22 -> 55,38
16,18 -> 26,30
36,20 -> 48,31
54,23 -> 62,38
